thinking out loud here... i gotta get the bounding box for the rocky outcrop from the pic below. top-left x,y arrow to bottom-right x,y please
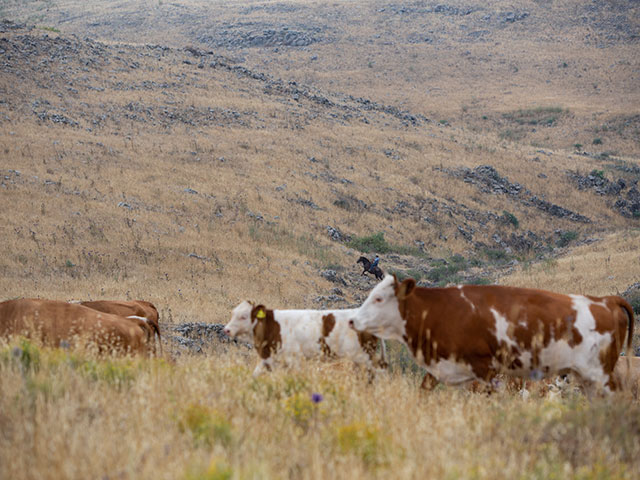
568,171 -> 640,219
455,165 -> 591,223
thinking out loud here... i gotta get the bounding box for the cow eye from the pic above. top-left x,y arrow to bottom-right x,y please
374,297 -> 383,303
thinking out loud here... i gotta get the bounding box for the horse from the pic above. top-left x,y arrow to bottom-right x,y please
357,256 -> 384,281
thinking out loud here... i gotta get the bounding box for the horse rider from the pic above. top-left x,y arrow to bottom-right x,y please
370,255 -> 380,272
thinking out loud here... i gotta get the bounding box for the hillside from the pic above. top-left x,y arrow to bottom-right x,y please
1,1 -> 639,318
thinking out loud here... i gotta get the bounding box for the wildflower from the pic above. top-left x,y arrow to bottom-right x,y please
311,392 -> 323,404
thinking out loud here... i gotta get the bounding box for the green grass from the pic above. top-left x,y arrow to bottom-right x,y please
556,231 -> 579,248
347,232 -> 428,258
502,106 -> 566,126
426,254 -> 467,285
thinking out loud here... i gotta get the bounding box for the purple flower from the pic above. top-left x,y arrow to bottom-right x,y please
311,393 -> 323,404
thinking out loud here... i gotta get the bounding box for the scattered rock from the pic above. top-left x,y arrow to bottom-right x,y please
326,225 -> 351,242
187,253 -> 209,261
167,322 -> 251,355
320,270 -> 347,286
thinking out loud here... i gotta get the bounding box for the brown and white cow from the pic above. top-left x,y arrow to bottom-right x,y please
227,302 -> 386,376
80,300 -> 162,354
0,298 -> 152,355
349,275 -> 634,394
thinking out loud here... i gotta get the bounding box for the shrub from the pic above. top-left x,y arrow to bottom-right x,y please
590,169 -> 605,179
347,232 -> 391,254
406,269 -> 424,281
502,106 -> 565,126
557,231 -> 578,248
500,210 -> 519,229
426,255 -> 467,285
593,138 -> 603,145
484,248 -> 510,263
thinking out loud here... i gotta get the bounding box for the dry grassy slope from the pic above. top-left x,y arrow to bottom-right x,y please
0,8 -> 638,323
3,0 -> 639,155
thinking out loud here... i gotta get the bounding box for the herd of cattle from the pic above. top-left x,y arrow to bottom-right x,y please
0,298 -> 161,355
1,274 -> 638,395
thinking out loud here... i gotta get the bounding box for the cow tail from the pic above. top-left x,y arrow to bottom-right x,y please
620,299 -> 634,356
152,323 -> 163,356
616,299 -> 634,388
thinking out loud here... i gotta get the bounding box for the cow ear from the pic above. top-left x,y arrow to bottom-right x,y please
252,305 -> 267,322
396,279 -> 416,300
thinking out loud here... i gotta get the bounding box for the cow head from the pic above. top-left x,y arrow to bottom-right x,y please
349,274 -> 415,343
224,301 -> 254,340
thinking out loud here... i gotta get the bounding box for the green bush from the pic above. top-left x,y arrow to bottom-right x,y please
484,248 -> 510,263
347,232 -> 391,254
501,210 -> 519,229
426,255 -> 467,285
406,269 -> 424,281
388,269 -> 408,282
556,231 -> 578,248
502,106 -> 565,126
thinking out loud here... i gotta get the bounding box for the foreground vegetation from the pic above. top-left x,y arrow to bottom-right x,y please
2,338 -> 639,480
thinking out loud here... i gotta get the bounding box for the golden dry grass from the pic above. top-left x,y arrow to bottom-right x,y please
500,229 -> 640,296
2,338 -> 640,480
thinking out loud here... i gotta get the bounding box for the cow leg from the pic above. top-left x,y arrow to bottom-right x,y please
420,372 -> 439,390
252,358 -> 273,377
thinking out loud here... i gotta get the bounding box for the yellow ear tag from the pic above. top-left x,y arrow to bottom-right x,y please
256,309 -> 266,319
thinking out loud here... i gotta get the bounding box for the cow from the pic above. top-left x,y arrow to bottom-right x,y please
349,275 -> 634,395
80,300 -> 162,354
0,298 -> 152,355
225,301 -> 387,377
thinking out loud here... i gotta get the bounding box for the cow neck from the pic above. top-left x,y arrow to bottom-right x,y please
253,309 -> 282,360
397,290 -> 410,344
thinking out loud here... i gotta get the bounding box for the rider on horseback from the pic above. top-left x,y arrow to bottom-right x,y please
370,255 -> 380,273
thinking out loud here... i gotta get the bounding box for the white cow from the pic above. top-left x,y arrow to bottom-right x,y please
225,301 -> 387,376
